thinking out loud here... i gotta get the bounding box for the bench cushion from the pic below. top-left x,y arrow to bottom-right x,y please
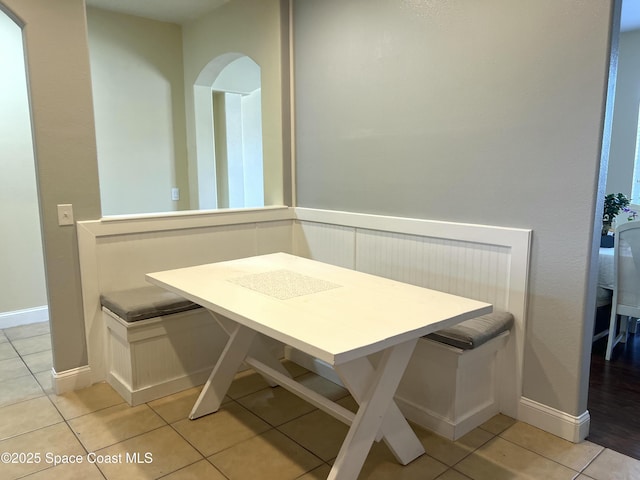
101,286 -> 201,323
425,311 -> 513,350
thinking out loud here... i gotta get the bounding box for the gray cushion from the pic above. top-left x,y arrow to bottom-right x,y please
100,286 -> 200,323
425,310 -> 513,350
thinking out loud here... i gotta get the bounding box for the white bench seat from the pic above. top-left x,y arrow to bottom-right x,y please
101,286 -> 228,406
425,311 -> 514,350
395,311 -> 513,440
287,311 -> 513,441
100,286 -> 201,322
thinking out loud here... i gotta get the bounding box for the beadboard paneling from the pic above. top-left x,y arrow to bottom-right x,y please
293,221 -> 356,269
355,229 -> 510,310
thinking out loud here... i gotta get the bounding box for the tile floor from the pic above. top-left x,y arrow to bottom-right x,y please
0,322 -> 639,480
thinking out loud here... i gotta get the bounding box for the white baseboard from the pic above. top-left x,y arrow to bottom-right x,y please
0,306 -> 48,329
107,369 -> 213,406
518,396 -> 590,443
53,365 -> 93,395
395,395 -> 499,441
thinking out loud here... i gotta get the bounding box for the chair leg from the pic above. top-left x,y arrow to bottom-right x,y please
592,306 -> 610,343
605,311 -> 619,361
621,316 -> 629,343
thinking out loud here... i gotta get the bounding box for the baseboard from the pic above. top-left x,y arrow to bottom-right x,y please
107,369 -> 213,406
518,396 -> 590,443
0,306 -> 48,329
394,395 -> 499,441
52,365 -> 93,395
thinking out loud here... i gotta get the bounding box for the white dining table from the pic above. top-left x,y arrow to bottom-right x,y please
146,252 -> 492,480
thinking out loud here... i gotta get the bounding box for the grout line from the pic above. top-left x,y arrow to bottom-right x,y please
580,447 -> 607,474
2,323 -> 637,478
165,399 -> 244,460
154,458 -> 228,480
60,410 -> 107,479
496,433 -> 583,476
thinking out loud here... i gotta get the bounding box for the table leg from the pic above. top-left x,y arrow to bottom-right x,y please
329,339 -> 423,480
189,323 -> 256,419
209,311 -> 292,385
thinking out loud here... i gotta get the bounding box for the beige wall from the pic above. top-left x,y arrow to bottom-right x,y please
182,0 -> 289,208
0,0 -> 620,431
293,0 -> 615,417
0,0 -> 288,373
0,11 -> 47,315
87,0 -> 289,214
87,8 -> 189,215
0,0 -> 101,372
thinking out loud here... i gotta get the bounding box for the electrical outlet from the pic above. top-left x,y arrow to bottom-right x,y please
57,204 -> 74,226
171,187 -> 180,201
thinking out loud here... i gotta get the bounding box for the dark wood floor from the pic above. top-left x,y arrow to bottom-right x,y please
588,309 -> 640,460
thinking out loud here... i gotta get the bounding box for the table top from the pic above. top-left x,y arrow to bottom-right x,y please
146,253 -> 492,365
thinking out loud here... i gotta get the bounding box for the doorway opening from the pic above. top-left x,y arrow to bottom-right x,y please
587,0 -> 640,460
194,54 -> 264,209
0,9 -> 48,331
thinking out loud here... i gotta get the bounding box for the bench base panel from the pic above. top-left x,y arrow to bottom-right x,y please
103,308 -> 228,406
285,331 -> 509,441
395,333 -> 509,440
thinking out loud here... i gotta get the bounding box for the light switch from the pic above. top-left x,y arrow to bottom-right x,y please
57,204 -> 74,226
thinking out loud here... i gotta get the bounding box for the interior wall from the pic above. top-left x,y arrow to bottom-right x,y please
0,10 -> 47,314
0,0 -> 614,421
0,0 -> 102,372
182,0 -> 287,208
293,0 -> 613,416
608,29 -> 640,198
87,8 -> 188,215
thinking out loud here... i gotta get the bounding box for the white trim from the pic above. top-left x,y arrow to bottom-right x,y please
518,396 -> 590,443
288,0 -> 297,206
0,306 -> 48,329
52,365 -> 92,395
94,205 -> 292,235
294,207 -> 531,247
108,368 -> 213,406
293,207 -> 531,421
396,395 -> 499,441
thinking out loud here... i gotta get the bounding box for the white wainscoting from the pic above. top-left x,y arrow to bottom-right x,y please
103,307 -> 229,405
355,230 -> 510,310
291,208 -> 531,437
71,207 -> 595,441
76,207 -> 294,385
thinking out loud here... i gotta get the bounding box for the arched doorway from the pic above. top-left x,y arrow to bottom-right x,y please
193,54 -> 264,209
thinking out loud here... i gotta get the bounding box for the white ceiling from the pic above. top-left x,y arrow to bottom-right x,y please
87,0 -> 640,31
85,0 -> 229,24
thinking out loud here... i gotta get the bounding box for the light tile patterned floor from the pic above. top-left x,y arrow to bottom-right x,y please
0,322 -> 638,479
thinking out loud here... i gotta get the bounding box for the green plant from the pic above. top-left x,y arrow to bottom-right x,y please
602,193 -> 630,235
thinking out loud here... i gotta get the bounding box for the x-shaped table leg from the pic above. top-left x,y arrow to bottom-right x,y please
189,322 -> 255,419
189,314 -> 293,420
329,338 -> 424,480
